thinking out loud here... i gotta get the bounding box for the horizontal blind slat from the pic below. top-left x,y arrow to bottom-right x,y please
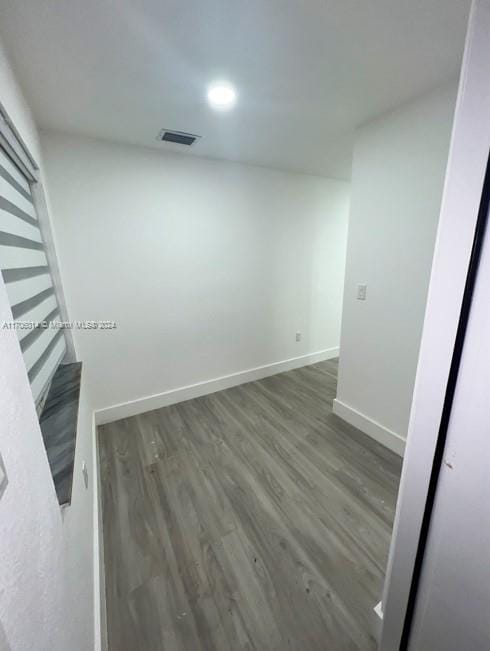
0,246 -> 48,269
0,148 -> 30,194
20,307 -> 59,352
5,273 -> 52,306
0,164 -> 33,204
28,329 -> 64,382
17,295 -> 58,340
0,196 -> 37,227
0,231 -> 44,251
0,176 -> 35,217
24,324 -> 62,371
0,208 -> 42,242
30,336 -> 66,403
11,287 -> 54,319
2,266 -> 49,283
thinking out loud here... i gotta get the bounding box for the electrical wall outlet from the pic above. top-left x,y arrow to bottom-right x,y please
357,283 -> 367,301
296,331 -> 302,342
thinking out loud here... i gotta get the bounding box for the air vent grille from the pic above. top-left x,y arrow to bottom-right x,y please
157,129 -> 201,146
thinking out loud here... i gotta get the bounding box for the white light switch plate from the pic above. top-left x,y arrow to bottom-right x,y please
357,283 -> 367,300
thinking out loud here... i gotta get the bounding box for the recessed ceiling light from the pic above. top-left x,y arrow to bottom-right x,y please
207,82 -> 237,110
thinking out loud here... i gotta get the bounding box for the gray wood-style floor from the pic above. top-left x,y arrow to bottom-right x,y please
99,359 -> 402,651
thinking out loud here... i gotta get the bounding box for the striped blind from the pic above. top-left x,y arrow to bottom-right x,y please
0,144 -> 66,406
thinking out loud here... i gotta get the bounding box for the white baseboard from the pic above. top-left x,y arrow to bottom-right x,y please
95,347 -> 339,425
332,398 -> 405,457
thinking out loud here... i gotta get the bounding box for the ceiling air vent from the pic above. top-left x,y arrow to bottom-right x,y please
157,129 -> 201,146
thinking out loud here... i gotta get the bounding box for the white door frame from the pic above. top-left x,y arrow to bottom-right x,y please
380,0 -> 490,647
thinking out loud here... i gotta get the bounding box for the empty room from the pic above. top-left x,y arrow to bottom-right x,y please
1,1 -> 489,650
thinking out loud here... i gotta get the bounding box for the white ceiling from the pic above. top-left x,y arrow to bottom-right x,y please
0,0 -> 471,179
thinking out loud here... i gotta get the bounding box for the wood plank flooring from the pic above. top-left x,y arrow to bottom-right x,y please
99,359 -> 402,650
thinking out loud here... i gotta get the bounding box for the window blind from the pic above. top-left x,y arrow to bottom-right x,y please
0,144 -> 66,406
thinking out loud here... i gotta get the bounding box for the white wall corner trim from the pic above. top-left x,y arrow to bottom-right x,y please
92,411 -> 103,651
332,398 -> 405,457
96,348 -> 339,425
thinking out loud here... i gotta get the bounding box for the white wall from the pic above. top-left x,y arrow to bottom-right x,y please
334,83 -> 457,453
0,41 -> 96,651
40,132 -> 350,418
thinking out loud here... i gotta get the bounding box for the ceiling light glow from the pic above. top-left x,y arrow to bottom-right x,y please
207,82 -> 237,110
